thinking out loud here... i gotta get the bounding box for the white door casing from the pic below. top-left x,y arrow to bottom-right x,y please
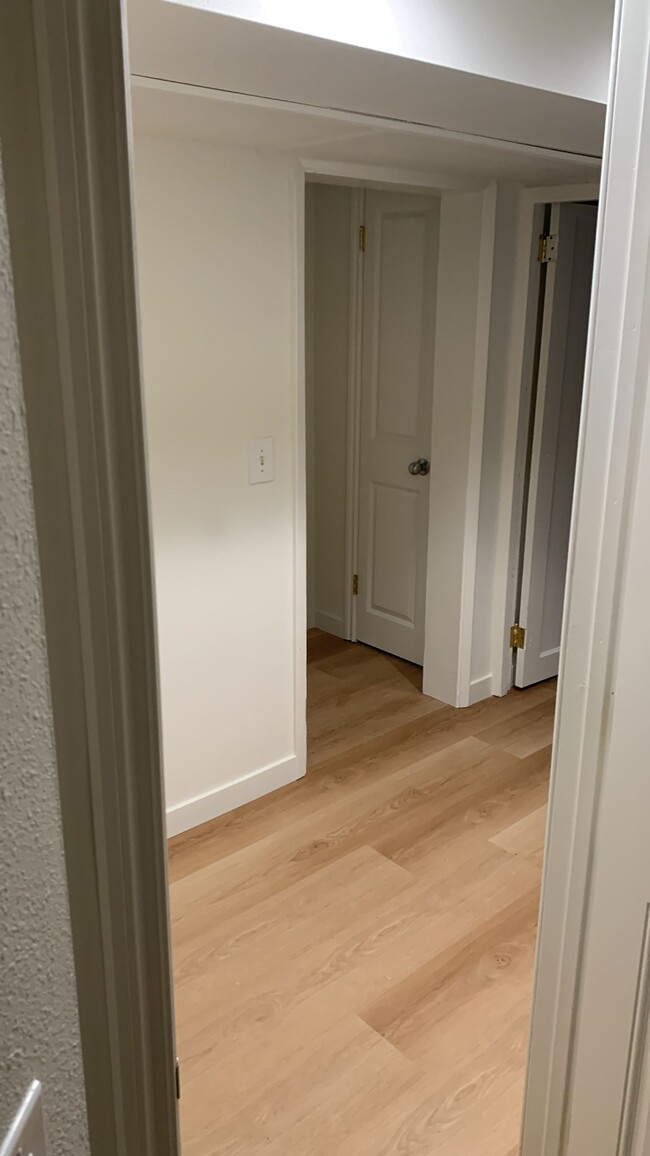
543,1 -> 650,1145
0,0 -> 180,1151
521,0 -> 650,1151
356,190 -> 440,665
516,202 -> 597,687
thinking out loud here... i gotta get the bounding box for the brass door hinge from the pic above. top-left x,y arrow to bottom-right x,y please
359,225 -> 366,253
510,624 -> 526,650
538,233 -> 558,263
352,574 -> 359,596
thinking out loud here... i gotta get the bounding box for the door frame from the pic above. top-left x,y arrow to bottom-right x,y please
342,183 -> 442,651
351,187 -> 441,667
491,181 -> 601,699
305,169 -> 498,704
514,200 -> 598,690
343,186 -> 365,642
521,0 -> 650,1144
0,1 -> 179,1153
13,0 -> 649,1149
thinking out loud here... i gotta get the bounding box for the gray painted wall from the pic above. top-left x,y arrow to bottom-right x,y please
0,159 -> 90,1153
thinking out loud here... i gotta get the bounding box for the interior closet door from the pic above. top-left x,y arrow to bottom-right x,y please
355,190 -> 439,665
516,201 -> 597,687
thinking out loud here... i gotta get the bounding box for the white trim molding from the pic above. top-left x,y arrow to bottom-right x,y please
166,755 -> 302,837
490,180 -> 601,698
423,185 -> 497,706
343,186 -> 365,642
293,164 -> 308,807
520,0 -> 650,1149
0,2 -> 179,1153
314,611 -> 347,639
468,674 -> 494,705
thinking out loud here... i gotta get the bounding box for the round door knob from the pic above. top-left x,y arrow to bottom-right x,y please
408,458 -> 430,476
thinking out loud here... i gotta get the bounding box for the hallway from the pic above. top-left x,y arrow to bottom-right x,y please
169,631 -> 554,1156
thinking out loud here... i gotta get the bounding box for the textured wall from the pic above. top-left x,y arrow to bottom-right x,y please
0,161 -> 90,1152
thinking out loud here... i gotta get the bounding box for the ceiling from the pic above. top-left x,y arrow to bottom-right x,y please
131,78 -> 602,189
156,0 -> 613,104
128,0 -> 606,158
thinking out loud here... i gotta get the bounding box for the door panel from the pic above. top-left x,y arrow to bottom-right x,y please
515,202 -> 597,687
369,482 -> 419,623
356,191 -> 439,665
374,213 -> 428,439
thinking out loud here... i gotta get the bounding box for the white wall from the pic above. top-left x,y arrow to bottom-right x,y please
133,132 -> 580,837
469,184 -> 520,700
305,183 -> 352,638
423,188 -> 496,707
181,0 -> 614,103
305,184 -> 316,630
133,135 -> 304,835
129,4 -> 608,159
0,163 -> 89,1153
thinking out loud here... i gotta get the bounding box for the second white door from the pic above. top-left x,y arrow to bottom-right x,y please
516,202 -> 597,687
356,191 -> 440,665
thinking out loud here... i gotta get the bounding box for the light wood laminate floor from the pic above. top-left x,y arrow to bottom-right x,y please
169,630 -> 555,1156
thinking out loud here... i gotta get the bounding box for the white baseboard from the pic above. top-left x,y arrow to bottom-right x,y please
314,610 -> 346,639
468,674 -> 494,705
166,754 -> 304,838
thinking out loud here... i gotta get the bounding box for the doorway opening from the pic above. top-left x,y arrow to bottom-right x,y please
306,182 -> 438,664
165,185 -> 596,1153
297,182 -> 597,1155
512,201 -> 597,689
305,182 -> 597,694
131,82 -> 600,1156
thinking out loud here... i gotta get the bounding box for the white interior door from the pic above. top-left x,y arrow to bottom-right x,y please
355,190 -> 439,665
515,201 -> 597,688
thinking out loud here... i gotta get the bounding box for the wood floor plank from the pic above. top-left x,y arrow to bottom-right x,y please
491,803 -> 549,860
182,1016 -> 412,1156
176,848 -> 537,1092
474,698 -> 555,758
172,844 -> 411,982
342,1004 -> 532,1156
170,631 -> 555,1155
362,888 -> 538,1053
223,1024 -> 417,1156
307,650 -> 445,765
170,739 -> 511,932
173,850 -> 415,1069
307,687 -> 443,767
169,691 -> 552,883
308,679 -> 554,783
306,627 -> 355,663
390,746 -> 550,876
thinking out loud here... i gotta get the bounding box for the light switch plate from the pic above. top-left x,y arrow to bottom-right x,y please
248,437 -> 274,484
0,1082 -> 46,1156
